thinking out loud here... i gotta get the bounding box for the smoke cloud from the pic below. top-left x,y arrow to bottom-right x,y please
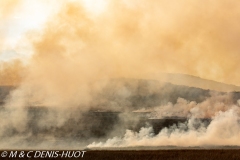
0,60 -> 24,86
88,94 -> 240,148
149,92 -> 234,119
88,108 -> 240,147
1,0 -> 240,149
8,0 -> 240,106
0,0 -> 22,51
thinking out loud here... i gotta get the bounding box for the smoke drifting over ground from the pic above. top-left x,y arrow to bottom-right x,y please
89,93 -> 240,148
1,80 -> 240,149
1,0 -> 240,149
149,92 -> 234,119
88,107 -> 240,148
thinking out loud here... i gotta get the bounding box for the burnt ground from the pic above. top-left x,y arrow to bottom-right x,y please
85,150 -> 240,160
1,150 -> 240,160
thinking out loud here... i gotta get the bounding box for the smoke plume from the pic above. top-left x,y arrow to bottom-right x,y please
1,0 -> 240,149
88,94 -> 240,148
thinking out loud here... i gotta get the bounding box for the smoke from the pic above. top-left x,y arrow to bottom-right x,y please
6,0 -> 240,107
0,0 -> 22,19
149,92 -> 233,118
0,0 -> 22,50
0,60 -> 25,86
1,0 -> 240,149
88,95 -> 240,148
3,0 -> 240,86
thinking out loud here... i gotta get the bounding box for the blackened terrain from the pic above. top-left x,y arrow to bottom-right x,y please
1,150 -> 239,160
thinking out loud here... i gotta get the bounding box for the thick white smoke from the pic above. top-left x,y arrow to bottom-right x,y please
88,94 -> 240,148
149,92 -> 233,119
2,0 -> 240,149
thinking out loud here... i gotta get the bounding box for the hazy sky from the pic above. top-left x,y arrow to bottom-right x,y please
1,0 -> 240,86
0,0 -> 58,60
